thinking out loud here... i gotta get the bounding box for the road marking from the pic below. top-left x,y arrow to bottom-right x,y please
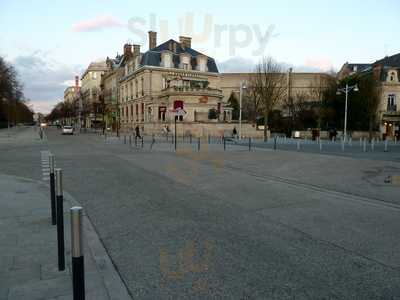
40,150 -> 53,182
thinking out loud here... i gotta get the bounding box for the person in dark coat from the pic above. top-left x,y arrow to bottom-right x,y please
232,127 -> 238,138
135,126 -> 141,138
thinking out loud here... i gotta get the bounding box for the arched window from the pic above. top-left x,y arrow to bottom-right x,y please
388,94 -> 396,111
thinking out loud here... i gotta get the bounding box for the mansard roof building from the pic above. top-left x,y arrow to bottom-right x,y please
116,31 -> 228,136
338,53 -> 400,138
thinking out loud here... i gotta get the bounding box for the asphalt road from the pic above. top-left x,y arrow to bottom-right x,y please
1,127 -> 400,299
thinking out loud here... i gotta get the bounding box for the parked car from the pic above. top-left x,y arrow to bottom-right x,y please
62,126 -> 74,135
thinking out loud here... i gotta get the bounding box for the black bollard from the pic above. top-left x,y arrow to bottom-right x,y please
274,136 -> 277,150
71,207 -> 85,300
141,136 -> 144,148
49,154 -> 56,225
249,137 -> 251,151
55,168 -> 65,271
198,137 -> 201,152
223,137 -> 226,151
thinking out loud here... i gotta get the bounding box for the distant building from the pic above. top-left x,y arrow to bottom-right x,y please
338,53 -> 400,138
80,61 -> 108,128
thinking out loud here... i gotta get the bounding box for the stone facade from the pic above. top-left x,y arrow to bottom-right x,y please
339,54 -> 400,138
220,72 -> 333,111
80,61 -> 108,128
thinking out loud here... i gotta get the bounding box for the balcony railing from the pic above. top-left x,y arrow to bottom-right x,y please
161,86 -> 222,96
387,105 -> 397,112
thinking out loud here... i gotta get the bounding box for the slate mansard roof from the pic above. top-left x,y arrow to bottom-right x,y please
373,53 -> 400,68
140,39 -> 219,73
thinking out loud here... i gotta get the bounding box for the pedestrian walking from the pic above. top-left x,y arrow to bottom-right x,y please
135,126 -> 141,139
232,127 -> 237,139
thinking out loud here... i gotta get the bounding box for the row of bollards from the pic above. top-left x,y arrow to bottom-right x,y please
48,154 -> 85,300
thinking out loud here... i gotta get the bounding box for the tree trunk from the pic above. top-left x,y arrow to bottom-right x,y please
263,113 -> 268,142
368,116 -> 373,143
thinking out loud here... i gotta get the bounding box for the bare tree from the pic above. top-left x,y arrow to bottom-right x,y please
249,57 -> 287,141
358,71 -> 381,141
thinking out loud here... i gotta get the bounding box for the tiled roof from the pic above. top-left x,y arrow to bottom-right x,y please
373,53 -> 400,68
346,63 -> 371,73
139,39 -> 219,73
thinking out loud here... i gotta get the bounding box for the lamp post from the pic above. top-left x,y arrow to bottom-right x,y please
337,83 -> 359,141
239,81 -> 247,140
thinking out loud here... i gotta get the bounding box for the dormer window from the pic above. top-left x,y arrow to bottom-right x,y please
161,52 -> 173,68
196,55 -> 208,72
179,53 -> 191,70
388,70 -> 398,82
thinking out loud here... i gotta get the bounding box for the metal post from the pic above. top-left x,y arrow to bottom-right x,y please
223,137 -> 226,151
371,138 -> 375,151
319,140 -> 322,152
174,117 -> 177,151
297,140 -> 300,151
363,138 -> 367,152
141,136 -> 144,148
384,139 -> 388,152
190,134 -> 192,144
55,168 -> 65,271
341,138 -> 345,152
239,82 -> 243,140
124,135 -> 126,144
359,137 -> 362,147
198,137 -> 201,152
208,134 -> 210,144
135,136 -> 138,147
71,207 -> 85,300
129,135 -> 131,146
150,134 -> 155,151
249,137 -> 251,151
344,83 -> 348,141
274,136 -> 277,150
49,154 -> 56,225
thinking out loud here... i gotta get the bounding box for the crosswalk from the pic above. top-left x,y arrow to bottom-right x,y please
40,150 -> 52,182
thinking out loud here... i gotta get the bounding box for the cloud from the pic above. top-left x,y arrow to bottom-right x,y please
72,15 -> 125,32
303,57 -> 334,72
218,56 -> 337,74
217,57 -> 256,73
11,51 -> 84,114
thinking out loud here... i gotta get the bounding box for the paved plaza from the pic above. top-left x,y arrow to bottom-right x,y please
1,127 -> 400,299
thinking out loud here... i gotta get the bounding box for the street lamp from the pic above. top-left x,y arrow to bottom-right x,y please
337,83 -> 359,141
239,81 -> 247,140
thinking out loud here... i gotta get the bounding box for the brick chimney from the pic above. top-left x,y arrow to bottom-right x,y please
123,44 -> 132,57
179,36 -> 192,49
74,76 -> 80,93
133,44 -> 141,56
148,31 -> 157,50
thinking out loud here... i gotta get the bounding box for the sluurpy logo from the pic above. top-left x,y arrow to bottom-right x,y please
128,12 -> 278,57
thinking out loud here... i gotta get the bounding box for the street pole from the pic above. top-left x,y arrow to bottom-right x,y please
71,206 -> 85,300
239,82 -> 243,141
344,83 -> 349,142
174,116 -> 177,151
55,168 -> 65,271
49,154 -> 56,225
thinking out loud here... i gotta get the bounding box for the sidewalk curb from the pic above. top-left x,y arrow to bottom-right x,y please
7,174 -> 132,300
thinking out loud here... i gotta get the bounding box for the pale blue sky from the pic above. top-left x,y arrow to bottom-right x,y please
0,0 -> 399,112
